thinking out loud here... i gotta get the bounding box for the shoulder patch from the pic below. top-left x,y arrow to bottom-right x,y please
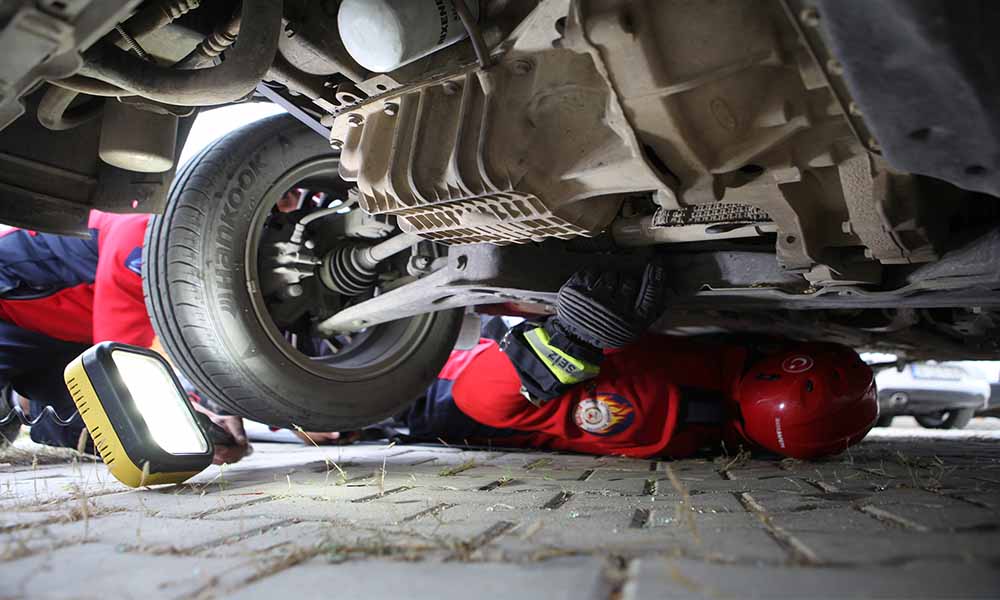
124,246 -> 143,276
574,392 -> 635,436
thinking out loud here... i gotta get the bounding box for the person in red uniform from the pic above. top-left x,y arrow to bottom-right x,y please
0,211 -> 248,463
400,267 -> 878,460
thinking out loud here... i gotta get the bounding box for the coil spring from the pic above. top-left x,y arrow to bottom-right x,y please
114,25 -> 151,60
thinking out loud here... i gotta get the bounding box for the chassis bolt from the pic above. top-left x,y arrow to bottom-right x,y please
383,102 -> 399,116
411,256 -> 431,270
304,239 -> 316,250
346,113 -> 365,128
826,59 -> 844,76
442,81 -> 460,95
287,284 -> 304,298
330,139 -> 344,150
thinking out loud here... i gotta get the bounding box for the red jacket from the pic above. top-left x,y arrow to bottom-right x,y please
0,211 -> 153,346
449,336 -> 749,458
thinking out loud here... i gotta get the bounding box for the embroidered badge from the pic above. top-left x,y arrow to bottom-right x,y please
574,392 -> 635,436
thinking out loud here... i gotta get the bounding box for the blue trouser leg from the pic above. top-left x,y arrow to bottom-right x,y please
0,321 -> 89,448
402,377 -> 515,441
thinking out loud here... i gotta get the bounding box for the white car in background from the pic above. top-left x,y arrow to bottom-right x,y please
875,363 -> 991,429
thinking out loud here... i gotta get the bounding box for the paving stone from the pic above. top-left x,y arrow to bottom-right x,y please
743,488 -> 867,514
628,556 -> 1000,599
202,520 -> 377,560
770,507 -> 894,534
873,499 -> 999,531
0,460 -> 127,509
0,525 -> 63,562
792,530 -> 1000,565
0,542 -> 258,599
28,512 -> 291,553
229,556 -> 609,600
0,428 -> 998,598
205,494 -> 435,527
0,507 -> 81,532
88,488 -> 272,519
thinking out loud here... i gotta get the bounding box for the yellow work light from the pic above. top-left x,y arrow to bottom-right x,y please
64,342 -> 214,487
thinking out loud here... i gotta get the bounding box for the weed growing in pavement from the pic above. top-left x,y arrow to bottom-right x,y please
292,424 -> 348,484
665,464 -> 701,545
779,457 -> 804,471
0,441 -> 84,468
716,447 -> 751,473
0,529 -> 40,561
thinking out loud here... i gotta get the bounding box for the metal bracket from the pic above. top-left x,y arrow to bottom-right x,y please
316,243 -> 651,334
0,0 -> 140,129
255,83 -> 330,139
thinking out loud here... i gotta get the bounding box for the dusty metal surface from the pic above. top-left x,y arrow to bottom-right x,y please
0,419 -> 998,599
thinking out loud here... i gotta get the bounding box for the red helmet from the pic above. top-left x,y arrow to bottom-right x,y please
733,342 -> 877,459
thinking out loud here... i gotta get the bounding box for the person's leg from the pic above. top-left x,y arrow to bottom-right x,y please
0,321 -> 90,448
0,385 -> 21,443
16,370 -> 88,448
402,376 -> 516,442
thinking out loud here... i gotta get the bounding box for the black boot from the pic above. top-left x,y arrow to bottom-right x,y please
0,385 -> 22,445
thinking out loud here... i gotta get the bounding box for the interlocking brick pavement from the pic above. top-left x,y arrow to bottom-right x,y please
0,419 -> 998,599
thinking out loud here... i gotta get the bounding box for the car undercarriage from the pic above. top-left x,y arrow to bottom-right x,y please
1,0 -> 998,427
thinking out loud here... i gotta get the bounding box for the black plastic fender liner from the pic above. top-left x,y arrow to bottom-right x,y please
814,0 -> 1000,197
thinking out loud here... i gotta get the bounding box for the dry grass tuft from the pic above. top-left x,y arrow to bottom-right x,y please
716,447 -> 752,473
438,459 -> 476,477
292,424 -> 348,484
665,464 -> 701,545
0,442 -> 84,467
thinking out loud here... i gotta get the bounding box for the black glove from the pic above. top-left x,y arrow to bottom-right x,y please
555,264 -> 667,349
194,411 -> 237,446
500,320 -> 603,404
500,265 -> 668,404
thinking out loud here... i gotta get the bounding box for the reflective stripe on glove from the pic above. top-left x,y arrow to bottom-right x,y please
500,322 -> 602,405
522,326 -> 600,385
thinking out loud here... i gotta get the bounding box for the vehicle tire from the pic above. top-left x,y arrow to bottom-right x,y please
144,114 -> 461,430
875,415 -> 894,428
915,408 -> 976,430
